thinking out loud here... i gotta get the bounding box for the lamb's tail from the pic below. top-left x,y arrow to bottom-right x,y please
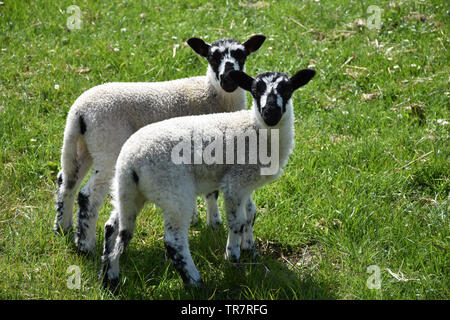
54,111 -> 90,233
60,112 -> 87,181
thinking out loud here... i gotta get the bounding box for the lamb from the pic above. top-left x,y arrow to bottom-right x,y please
101,68 -> 316,288
53,35 -> 267,255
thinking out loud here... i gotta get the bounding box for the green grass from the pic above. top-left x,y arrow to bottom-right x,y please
0,0 -> 448,299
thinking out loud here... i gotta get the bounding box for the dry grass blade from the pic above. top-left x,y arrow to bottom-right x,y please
386,268 -> 419,282
362,92 -> 380,101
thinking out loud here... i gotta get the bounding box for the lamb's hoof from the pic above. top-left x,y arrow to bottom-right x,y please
210,219 -> 223,230
224,252 -> 240,264
190,218 -> 199,227
99,265 -> 119,293
190,214 -> 200,226
75,241 -> 95,258
102,276 -> 120,294
186,278 -> 204,288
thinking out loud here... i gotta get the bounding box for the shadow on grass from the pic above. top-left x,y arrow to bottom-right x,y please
89,223 -> 337,300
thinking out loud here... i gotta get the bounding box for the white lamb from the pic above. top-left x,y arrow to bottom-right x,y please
101,68 -> 316,288
53,35 -> 266,255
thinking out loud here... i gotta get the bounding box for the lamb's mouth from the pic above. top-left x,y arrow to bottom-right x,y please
220,75 -> 238,93
262,107 -> 282,126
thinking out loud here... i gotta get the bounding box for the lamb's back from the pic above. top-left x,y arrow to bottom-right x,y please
68,76 -> 220,131
120,110 -> 254,165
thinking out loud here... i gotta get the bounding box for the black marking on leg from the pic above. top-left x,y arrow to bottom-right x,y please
82,221 -> 90,232
55,201 -> 64,216
165,243 -> 189,284
75,191 -> 90,245
118,230 -> 132,250
79,115 -> 87,135
207,190 -> 219,200
57,173 -> 63,189
232,223 -> 245,235
119,230 -> 132,247
104,224 -> 116,240
103,223 -> 116,256
76,223 -> 87,245
132,170 -> 139,184
54,201 -> 65,234
77,192 -> 89,219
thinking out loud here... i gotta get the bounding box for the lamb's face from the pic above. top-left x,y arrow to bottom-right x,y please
228,69 -> 316,127
252,72 -> 292,126
208,39 -> 247,92
187,35 -> 266,93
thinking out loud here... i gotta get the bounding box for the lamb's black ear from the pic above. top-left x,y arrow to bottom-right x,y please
187,38 -> 210,57
289,69 -> 316,91
227,70 -> 254,92
243,34 -> 266,55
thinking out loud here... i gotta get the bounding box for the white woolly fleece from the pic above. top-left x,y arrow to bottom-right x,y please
114,99 -> 295,205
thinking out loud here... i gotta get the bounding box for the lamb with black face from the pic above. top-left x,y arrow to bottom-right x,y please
187,35 -> 266,93
227,69 -> 316,127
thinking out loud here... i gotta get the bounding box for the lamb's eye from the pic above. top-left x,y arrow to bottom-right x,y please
277,82 -> 291,98
255,81 -> 266,94
211,50 -> 221,61
232,50 -> 245,62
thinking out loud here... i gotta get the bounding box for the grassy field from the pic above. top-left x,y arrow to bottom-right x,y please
0,0 -> 448,299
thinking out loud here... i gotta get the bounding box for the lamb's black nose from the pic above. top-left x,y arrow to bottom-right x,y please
262,106 -> 282,126
223,62 -> 235,74
220,63 -> 239,92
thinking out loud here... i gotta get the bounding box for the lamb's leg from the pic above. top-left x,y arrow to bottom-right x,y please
190,204 -> 199,226
101,228 -> 133,291
102,193 -> 145,259
54,140 -> 92,234
101,186 -> 141,290
102,209 -> 119,261
205,190 -> 222,229
223,193 -> 248,263
164,210 -> 203,287
241,195 -> 257,257
75,161 -> 115,255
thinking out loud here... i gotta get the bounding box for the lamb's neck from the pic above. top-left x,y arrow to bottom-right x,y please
252,102 -> 295,170
277,111 -> 295,168
218,87 -> 247,111
206,67 -> 247,111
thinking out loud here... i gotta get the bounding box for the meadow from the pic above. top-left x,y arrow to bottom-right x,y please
0,0 -> 448,299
